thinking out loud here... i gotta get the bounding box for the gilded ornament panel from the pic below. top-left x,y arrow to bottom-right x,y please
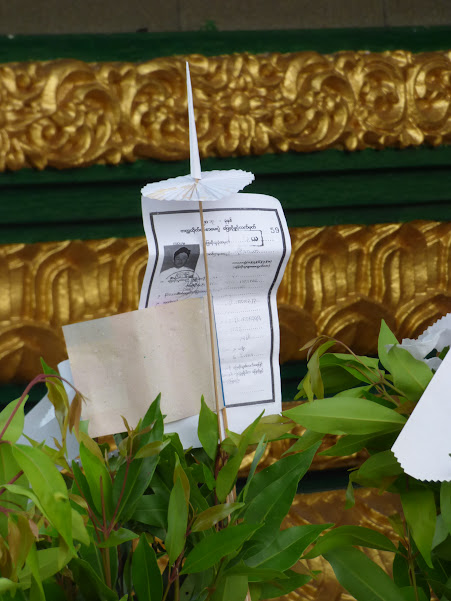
1,50 -> 451,170
2,220 -> 451,383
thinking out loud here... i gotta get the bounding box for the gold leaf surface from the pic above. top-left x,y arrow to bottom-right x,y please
1,50 -> 451,170
2,220 -> 451,382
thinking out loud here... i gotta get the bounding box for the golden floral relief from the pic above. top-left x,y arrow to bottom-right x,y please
1,50 -> 451,170
1,220 -> 451,383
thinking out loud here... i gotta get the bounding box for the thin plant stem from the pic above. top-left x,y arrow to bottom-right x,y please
198,200 -> 225,443
162,580 -> 171,601
101,547 -> 112,591
174,574 -> 180,601
100,475 -> 108,532
106,456 -> 131,537
99,476 -> 112,589
0,470 -> 23,496
0,372 -> 83,442
406,526 -> 420,601
71,471 -> 103,538
0,373 -> 47,441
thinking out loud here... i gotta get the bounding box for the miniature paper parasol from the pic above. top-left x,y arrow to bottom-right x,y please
141,63 -> 255,439
141,64 -> 254,202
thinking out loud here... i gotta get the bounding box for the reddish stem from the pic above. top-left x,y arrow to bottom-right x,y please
0,374 -> 47,441
71,470 -> 102,540
0,470 -> 24,496
0,372 -> 83,442
99,476 -> 108,532
105,456 -> 131,538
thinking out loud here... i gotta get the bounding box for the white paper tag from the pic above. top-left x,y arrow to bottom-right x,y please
392,349 -> 451,481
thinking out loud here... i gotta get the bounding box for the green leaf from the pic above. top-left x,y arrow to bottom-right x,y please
166,476 -> 188,566
440,481 -> 451,534
227,563 -> 287,582
249,569 -> 311,599
70,558 -> 118,601
296,371 -> 314,401
97,528 -> 138,548
246,443 -> 319,503
27,543 -> 46,601
387,346 -> 433,402
201,463 -> 216,490
179,571 -> 214,601
216,414 -> 262,502
312,364 -> 361,398
240,435 -> 267,503
192,503 -> 245,532
243,443 -> 320,536
112,455 -> 159,523
198,396 -> 219,461
78,431 -> 105,462
336,385 -> 372,398
320,354 -> 380,386
306,526 -> 397,559
320,432 -> 398,457
398,586 -> 428,601
18,545 -> 74,586
71,508 -> 90,546
211,573 -> 248,601
401,490 -> 436,568
131,494 -> 167,529
378,320 -> 399,372
284,398 -> 406,435
324,546 -> 405,601
352,450 -> 403,487
135,439 -> 170,459
142,394 -> 162,426
11,445 -> 74,552
0,397 -> 26,443
307,341 -> 335,398
72,461 -> 96,513
246,524 -> 330,570
345,482 -> 357,513
0,579 -> 17,595
182,524 -> 261,574
245,416 -> 294,445
41,359 -> 69,436
79,442 -> 113,520
0,444 -> 27,537
283,430 -> 323,455
141,395 -> 164,446
173,456 -> 190,507
132,534 -> 162,601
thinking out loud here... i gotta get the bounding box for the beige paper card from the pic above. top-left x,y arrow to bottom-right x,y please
63,297 -> 217,437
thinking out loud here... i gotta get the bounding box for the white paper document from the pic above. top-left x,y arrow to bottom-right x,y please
392,349 -> 451,481
139,193 -> 291,433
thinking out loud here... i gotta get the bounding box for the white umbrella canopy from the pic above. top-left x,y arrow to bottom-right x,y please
141,169 -> 255,201
141,62 -> 254,201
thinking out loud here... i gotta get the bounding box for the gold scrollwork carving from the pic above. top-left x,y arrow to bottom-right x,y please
2,50 -> 451,171
2,220 -> 451,383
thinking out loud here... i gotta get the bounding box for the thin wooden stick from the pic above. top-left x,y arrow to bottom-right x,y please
198,200 -> 227,443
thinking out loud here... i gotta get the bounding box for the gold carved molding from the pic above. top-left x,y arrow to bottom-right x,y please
2,49 -> 451,170
2,220 -> 451,383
